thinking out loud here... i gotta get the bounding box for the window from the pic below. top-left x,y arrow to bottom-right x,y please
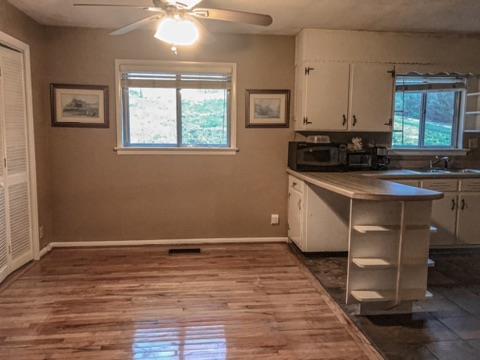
116,61 -> 236,154
393,76 -> 465,150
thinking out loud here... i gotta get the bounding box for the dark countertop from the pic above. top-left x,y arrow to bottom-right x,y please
287,169 -> 444,201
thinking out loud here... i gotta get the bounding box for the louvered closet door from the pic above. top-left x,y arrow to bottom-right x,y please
0,46 -> 32,272
0,71 -> 6,282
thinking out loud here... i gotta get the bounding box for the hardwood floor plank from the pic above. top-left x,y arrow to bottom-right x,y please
0,243 -> 381,359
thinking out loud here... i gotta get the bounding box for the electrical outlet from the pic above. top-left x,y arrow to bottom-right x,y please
271,214 -> 279,225
39,225 -> 44,239
468,137 -> 479,149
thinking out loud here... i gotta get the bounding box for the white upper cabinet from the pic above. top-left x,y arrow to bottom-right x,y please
296,62 -> 350,131
349,63 -> 395,132
294,61 -> 394,132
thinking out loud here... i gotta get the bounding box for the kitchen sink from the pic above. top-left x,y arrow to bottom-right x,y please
451,169 -> 480,174
414,169 -> 452,174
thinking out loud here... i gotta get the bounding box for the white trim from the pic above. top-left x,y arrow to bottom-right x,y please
50,237 -> 288,248
114,59 -> 237,155
38,244 -> 52,259
0,31 -> 40,261
389,149 -> 469,156
114,147 -> 239,156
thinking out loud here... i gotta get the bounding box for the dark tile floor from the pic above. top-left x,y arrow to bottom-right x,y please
294,245 -> 480,360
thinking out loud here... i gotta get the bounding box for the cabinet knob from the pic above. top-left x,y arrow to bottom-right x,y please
352,115 -> 358,127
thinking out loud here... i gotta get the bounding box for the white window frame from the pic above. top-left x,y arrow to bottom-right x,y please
115,59 -> 237,155
390,75 -> 469,156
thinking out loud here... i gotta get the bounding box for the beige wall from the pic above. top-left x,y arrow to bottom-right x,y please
44,28 -> 295,242
0,0 -> 51,248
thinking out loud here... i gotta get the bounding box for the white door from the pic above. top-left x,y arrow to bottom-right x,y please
303,62 -> 350,131
0,46 -> 33,273
288,189 -> 304,250
457,193 -> 480,244
349,63 -> 395,132
430,193 -> 458,246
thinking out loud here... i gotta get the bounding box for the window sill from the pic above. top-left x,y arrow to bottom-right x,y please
114,147 -> 239,156
388,148 -> 470,157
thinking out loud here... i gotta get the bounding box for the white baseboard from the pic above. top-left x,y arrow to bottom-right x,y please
49,237 -> 288,249
38,244 -> 52,259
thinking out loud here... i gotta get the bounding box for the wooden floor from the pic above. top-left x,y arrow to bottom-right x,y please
0,243 -> 380,359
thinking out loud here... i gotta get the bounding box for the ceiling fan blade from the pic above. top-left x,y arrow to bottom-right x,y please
176,0 -> 203,9
73,0 -> 151,8
191,8 -> 273,26
110,14 -> 162,36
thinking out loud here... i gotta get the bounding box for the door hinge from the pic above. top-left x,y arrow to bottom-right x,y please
303,117 -> 312,125
305,67 -> 314,75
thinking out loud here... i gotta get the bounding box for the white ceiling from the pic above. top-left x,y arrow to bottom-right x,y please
8,0 -> 480,35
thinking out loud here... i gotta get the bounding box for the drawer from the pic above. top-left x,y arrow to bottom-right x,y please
393,179 -> 421,187
422,179 -> 458,192
289,175 -> 304,194
460,179 -> 480,192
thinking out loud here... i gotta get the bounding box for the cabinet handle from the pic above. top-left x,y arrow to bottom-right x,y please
342,114 -> 347,127
298,199 -> 302,210
451,198 -> 456,211
461,199 -> 466,210
352,115 -> 358,127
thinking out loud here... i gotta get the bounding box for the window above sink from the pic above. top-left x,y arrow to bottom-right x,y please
392,75 -> 466,152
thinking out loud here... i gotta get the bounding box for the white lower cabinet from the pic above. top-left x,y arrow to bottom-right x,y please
287,188 -> 304,250
391,178 -> 480,246
457,193 -> 480,244
287,175 -> 349,252
430,193 -> 458,246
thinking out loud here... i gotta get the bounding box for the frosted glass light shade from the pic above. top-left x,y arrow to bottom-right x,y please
154,17 -> 199,46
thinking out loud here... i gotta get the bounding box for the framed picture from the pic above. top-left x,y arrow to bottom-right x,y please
246,89 -> 290,128
50,84 -> 109,128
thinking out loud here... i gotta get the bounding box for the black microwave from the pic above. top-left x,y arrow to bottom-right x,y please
288,142 -> 347,172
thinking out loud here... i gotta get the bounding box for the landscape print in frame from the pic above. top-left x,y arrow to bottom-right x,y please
50,84 -> 109,128
246,89 -> 290,128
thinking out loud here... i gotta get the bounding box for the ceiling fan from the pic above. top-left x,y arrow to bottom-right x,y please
73,0 -> 273,52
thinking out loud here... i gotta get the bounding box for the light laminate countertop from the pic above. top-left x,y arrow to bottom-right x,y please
287,169 -> 444,201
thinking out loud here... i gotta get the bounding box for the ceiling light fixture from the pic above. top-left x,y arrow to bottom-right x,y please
154,15 -> 199,54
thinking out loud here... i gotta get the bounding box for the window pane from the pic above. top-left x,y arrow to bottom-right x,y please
393,92 -> 422,147
128,88 -> 177,145
181,89 -> 228,147
424,92 -> 456,147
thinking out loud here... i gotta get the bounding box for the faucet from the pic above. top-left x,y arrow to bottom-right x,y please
430,156 -> 449,170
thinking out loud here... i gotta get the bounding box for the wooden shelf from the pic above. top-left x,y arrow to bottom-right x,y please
352,258 -> 394,269
352,257 -> 434,269
353,224 -> 431,234
351,289 -> 431,303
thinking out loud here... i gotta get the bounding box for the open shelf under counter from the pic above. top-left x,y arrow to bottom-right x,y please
351,289 -> 433,303
353,224 -> 435,234
352,257 -> 434,269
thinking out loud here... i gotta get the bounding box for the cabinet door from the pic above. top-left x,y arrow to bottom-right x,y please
430,193 -> 458,246
304,62 -> 350,131
288,190 -> 304,250
349,63 -> 394,132
457,193 -> 480,244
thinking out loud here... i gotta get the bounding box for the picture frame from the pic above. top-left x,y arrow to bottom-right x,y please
246,89 -> 290,128
50,84 -> 109,128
